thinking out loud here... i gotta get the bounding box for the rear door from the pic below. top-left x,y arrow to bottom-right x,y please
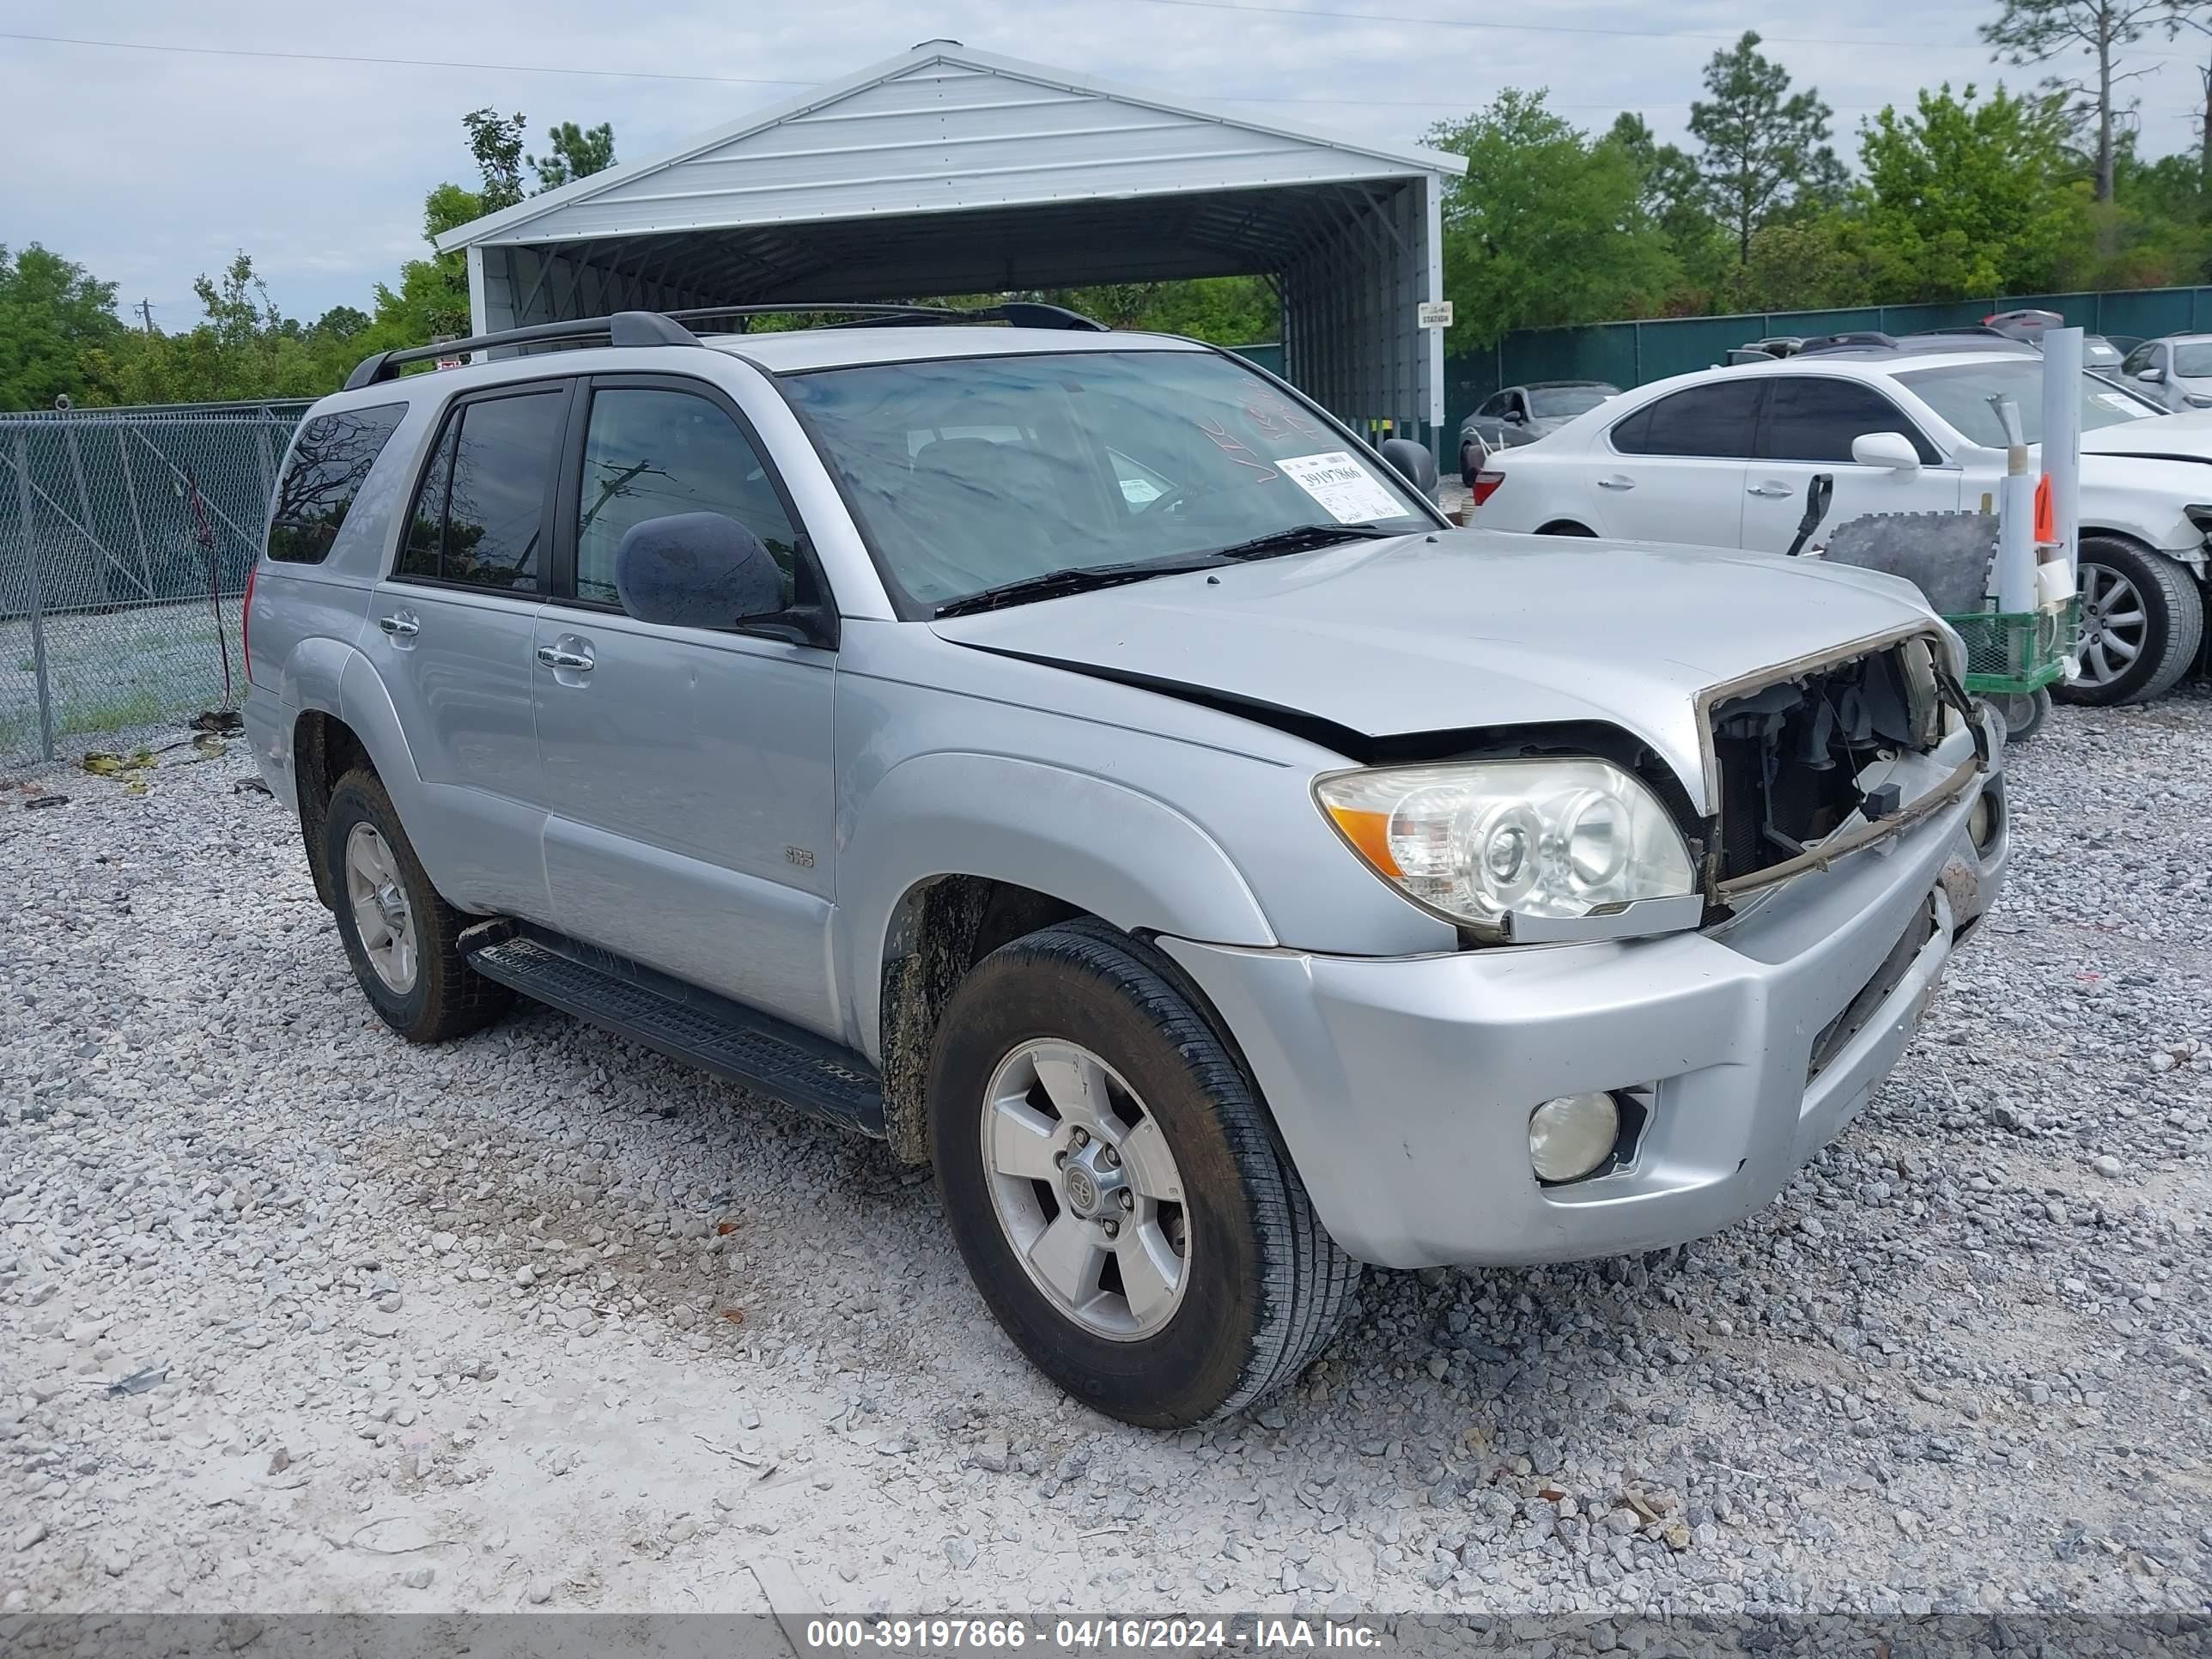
531,372 -> 842,1036
363,380 -> 568,919
1589,380 -> 1763,546
1740,375 -> 1959,553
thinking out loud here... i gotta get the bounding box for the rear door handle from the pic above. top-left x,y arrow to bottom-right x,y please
1597,475 -> 1635,491
536,646 -> 594,672
377,614 -> 419,637
1747,481 -> 1794,498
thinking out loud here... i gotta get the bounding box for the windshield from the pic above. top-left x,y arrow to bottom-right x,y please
780,349 -> 1432,614
2173,343 -> 2212,378
1528,386 -> 1613,420
1895,360 -> 2162,447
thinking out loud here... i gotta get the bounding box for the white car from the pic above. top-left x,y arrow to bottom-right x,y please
1471,343 -> 2209,704
2118,334 -> 2212,412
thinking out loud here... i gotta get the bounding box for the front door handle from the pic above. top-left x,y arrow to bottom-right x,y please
377,614 -> 419,637
1597,474 -> 1635,491
1747,481 -> 1794,498
536,645 -> 594,672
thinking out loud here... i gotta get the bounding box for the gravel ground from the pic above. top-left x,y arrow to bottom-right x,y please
2,689 -> 2209,1622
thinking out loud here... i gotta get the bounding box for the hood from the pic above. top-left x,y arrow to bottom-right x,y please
2080,408 -> 2212,462
931,530 -> 1937,812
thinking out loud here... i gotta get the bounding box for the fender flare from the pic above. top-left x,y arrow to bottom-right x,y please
838,751 -> 1276,1060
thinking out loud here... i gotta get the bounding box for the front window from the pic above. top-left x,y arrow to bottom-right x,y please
1895,360 -> 2161,447
780,349 -> 1432,614
1528,386 -> 1613,420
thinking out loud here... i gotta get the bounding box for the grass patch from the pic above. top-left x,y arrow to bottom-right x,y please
57,689 -> 168,738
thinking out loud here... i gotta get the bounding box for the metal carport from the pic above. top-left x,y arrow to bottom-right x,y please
434,40 -> 1466,441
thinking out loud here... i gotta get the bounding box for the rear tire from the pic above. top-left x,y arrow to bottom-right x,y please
2056,538 -> 2203,706
928,920 -> 1357,1428
323,768 -> 512,1043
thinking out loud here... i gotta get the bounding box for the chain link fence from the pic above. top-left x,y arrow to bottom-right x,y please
0,400 -> 311,768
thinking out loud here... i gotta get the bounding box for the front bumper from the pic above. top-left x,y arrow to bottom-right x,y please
1160,757 -> 2007,1271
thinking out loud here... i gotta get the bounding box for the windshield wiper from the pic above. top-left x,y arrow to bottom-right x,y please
1205,522 -> 1396,562
933,558 -> 1222,618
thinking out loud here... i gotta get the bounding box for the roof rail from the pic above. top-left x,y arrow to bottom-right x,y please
1795,330 -> 1899,356
343,310 -> 700,391
666,301 -> 1108,333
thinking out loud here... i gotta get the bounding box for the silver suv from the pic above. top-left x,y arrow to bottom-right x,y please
246,306 -> 2008,1426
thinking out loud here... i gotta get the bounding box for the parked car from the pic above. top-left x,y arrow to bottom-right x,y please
2081,335 -> 2125,371
2119,334 -> 2212,411
1457,380 -> 1619,479
1983,307 -> 2065,341
1724,337 -> 1806,365
247,306 -> 2008,1426
1471,341 -> 2209,705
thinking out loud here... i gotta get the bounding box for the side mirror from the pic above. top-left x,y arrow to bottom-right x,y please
1378,437 -> 1439,500
2137,367 -> 2166,384
1501,409 -> 1527,425
1850,430 -> 1921,471
614,512 -> 785,629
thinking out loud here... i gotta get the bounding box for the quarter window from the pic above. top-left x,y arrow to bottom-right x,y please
266,403 -> 405,563
574,388 -> 799,607
397,389 -> 563,592
1760,378 -> 1937,464
1609,382 -> 1764,458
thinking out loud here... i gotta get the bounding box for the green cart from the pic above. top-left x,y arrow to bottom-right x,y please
1944,597 -> 2081,742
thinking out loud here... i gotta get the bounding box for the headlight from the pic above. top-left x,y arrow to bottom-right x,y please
1316,758 -> 1698,939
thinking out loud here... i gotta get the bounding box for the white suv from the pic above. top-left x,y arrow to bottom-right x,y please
1471,343 -> 2209,705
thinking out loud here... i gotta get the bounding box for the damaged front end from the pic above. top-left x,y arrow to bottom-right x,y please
1700,629 -> 1989,908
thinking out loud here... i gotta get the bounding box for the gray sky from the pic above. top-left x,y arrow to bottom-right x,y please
8,0 -> 2212,329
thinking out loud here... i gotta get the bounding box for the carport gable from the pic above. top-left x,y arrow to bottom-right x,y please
432,41 -> 1465,433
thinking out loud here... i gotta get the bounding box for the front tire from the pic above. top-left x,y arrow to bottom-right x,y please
323,768 -> 512,1043
928,921 -> 1357,1428
2057,538 -> 2203,706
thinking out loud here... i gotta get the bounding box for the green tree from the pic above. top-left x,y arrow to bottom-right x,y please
1425,89 -> 1678,345
1688,32 -> 1844,264
1607,112 -> 1732,296
1855,83 -> 2081,296
531,120 -> 617,191
81,253 -> 354,404
462,108 -> 528,214
1041,276 -> 1277,342
1981,0 -> 2161,203
312,304 -> 371,342
1722,217 -> 1872,311
0,244 -> 123,411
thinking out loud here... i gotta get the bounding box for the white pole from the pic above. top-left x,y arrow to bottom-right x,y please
2040,325 -> 2083,591
1990,396 -> 2039,613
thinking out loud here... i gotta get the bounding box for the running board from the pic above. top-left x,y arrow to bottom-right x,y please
459,921 -> 884,1138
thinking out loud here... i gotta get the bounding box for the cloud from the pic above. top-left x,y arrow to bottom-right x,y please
8,0 -> 2208,325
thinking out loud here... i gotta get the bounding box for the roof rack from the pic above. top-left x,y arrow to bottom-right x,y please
668,301 -> 1107,332
343,310 -> 697,391
342,301 -> 1112,390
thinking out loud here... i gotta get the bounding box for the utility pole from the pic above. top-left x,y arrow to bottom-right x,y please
137,299 -> 155,335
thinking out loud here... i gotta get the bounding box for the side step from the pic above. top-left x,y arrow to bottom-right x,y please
460,921 -> 884,1138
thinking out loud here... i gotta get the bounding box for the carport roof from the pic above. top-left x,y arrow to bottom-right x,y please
432,40 -> 1467,262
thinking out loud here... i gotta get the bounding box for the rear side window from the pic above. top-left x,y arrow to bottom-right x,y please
396,389 -> 564,592
1611,382 -> 1763,458
266,403 -> 405,563
1760,378 -> 1938,464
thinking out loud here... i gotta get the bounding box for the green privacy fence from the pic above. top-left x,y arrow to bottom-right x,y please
1441,284 -> 2212,439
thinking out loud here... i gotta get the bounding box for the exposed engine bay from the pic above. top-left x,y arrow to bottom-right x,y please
1707,637 -> 1954,886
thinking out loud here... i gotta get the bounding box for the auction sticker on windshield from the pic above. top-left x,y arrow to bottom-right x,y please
1274,451 -> 1404,524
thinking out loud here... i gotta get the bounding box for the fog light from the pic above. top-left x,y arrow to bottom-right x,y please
1967,791 -> 1997,854
1528,1091 -> 1621,1184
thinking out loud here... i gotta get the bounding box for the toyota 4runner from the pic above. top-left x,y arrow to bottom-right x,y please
245,305 -> 2008,1427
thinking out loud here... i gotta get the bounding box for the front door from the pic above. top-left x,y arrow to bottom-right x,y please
532,374 -> 842,1039
362,381 -> 570,919
1738,376 -> 1960,553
